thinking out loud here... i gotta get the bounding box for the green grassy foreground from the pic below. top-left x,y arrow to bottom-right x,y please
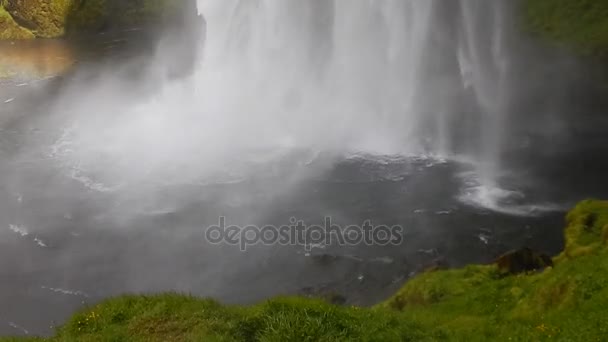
3,200 -> 608,341
523,0 -> 608,59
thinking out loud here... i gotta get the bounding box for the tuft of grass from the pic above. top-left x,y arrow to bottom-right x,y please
2,200 -> 608,341
560,199 -> 608,258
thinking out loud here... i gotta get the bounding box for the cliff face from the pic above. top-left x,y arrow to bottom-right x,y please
0,3 -> 34,39
0,0 -> 198,39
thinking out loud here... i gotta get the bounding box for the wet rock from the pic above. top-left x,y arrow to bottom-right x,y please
324,293 -> 347,305
421,257 -> 449,273
495,247 -> 553,275
310,253 -> 339,265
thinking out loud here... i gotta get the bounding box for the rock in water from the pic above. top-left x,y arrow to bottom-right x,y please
495,247 -> 553,275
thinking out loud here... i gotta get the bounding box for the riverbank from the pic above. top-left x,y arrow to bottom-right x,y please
3,200 -> 606,341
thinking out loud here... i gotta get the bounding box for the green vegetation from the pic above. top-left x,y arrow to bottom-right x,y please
2,200 -> 608,341
383,202 -> 608,341
523,0 -> 608,59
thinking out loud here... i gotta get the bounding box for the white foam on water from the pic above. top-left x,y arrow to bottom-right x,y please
8,225 -> 50,248
41,286 -> 89,298
68,168 -> 122,193
478,233 -> 490,245
458,171 -> 564,216
371,256 -> 394,264
33,237 -> 47,248
8,322 -> 29,335
8,224 -> 29,237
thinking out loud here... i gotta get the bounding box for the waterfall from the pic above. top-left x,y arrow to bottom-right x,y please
39,0 -> 530,213
194,0 -> 517,166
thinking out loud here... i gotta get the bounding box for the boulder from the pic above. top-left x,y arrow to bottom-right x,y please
495,247 -> 553,275
300,286 -> 348,306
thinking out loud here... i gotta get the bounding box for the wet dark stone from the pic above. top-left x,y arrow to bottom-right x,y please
495,247 -> 553,275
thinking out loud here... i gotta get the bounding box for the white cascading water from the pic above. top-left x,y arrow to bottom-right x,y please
193,0 -> 512,157
193,0 -> 518,207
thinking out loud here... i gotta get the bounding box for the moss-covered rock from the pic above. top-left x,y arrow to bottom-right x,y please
4,0 -> 72,37
495,247 -> 553,275
0,4 -> 34,39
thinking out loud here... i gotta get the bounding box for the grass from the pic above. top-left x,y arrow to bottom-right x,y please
523,0 -> 608,59
2,200 -> 608,341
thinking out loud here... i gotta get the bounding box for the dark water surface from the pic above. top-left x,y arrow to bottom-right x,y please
0,35 -> 607,337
